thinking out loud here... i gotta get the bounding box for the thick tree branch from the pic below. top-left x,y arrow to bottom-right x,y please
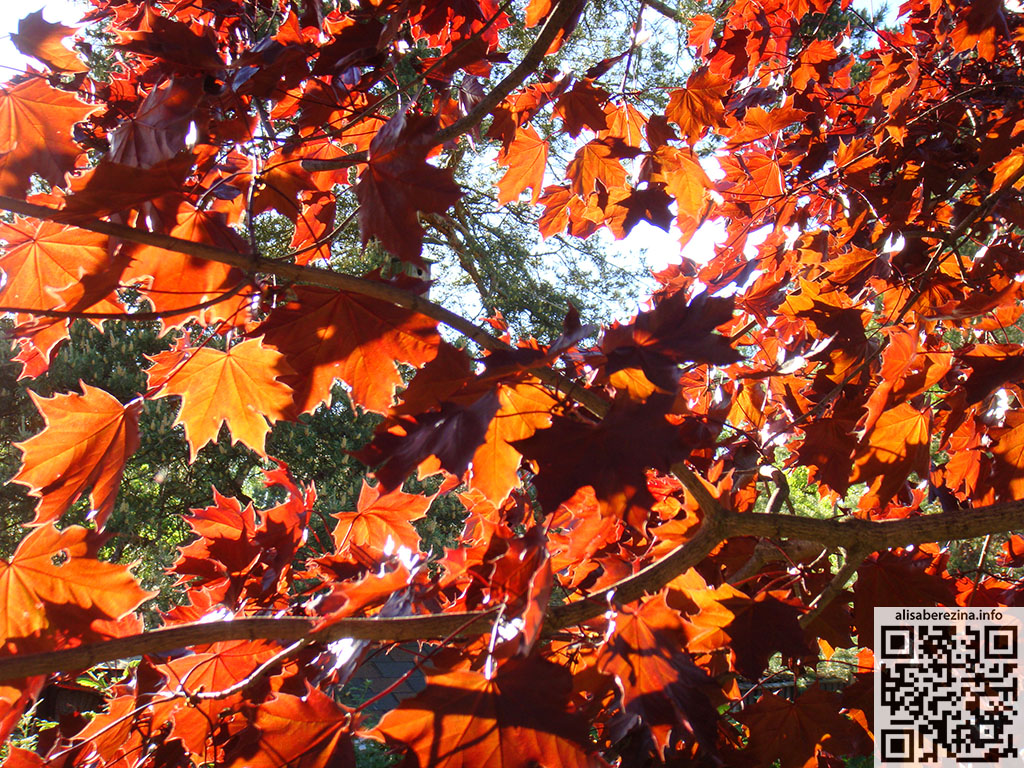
717,500 -> 1024,549
0,281 -> 252,321
0,613 -> 496,682
0,195 -> 503,352
547,515 -> 725,628
670,460 -> 728,521
0,527 -> 720,682
644,0 -> 684,22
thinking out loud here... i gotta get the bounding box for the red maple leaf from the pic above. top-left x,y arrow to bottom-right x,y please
373,657 -> 606,768
0,76 -> 94,196
10,11 -> 88,73
355,113 -> 462,264
854,547 -> 955,645
598,593 -> 717,756
736,687 -> 864,768
514,396 -> 688,527
665,68 -> 728,144
225,687 -> 356,768
258,285 -> 440,415
496,123 -> 548,205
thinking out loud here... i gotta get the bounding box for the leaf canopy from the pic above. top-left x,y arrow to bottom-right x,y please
0,0 -> 1023,764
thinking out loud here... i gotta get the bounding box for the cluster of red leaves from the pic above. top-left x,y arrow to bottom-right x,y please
3,0 -> 1024,765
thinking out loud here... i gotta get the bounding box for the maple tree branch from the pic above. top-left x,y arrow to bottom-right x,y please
718,499 -> 1024,549
0,195 -> 501,349
0,195 -> 606,414
191,637 -> 311,701
727,539 -> 825,586
0,613 -> 497,682
548,516 -> 726,628
0,281 -> 252,322
643,0 -> 684,22
762,467 -> 793,516
670,460 -> 728,521
6,497 -> 1024,682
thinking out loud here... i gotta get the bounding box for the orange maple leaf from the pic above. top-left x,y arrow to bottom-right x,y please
146,338 -> 294,458
688,14 -> 716,56
258,285 -> 440,415
332,479 -> 432,556
496,123 -> 548,205
648,146 -> 712,245
0,218 -> 125,369
373,657 -> 604,768
0,218 -> 121,311
0,76 -> 94,196
665,68 -> 728,145
566,137 -> 629,198
851,402 -> 930,514
121,201 -> 248,325
468,379 -> 557,505
0,524 -> 152,645
600,102 -> 648,149
154,639 -> 286,757
13,383 -> 141,525
525,0 -> 554,27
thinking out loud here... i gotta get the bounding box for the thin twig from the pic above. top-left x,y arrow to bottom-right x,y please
302,0 -> 586,172
191,638 -> 311,701
799,546 -> 870,629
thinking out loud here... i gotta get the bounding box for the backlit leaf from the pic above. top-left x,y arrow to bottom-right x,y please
258,285 -> 440,415
566,138 -> 629,198
10,11 -> 88,73
0,524 -> 151,645
468,379 -> 557,505
373,657 -> 605,768
598,594 -> 717,755
121,200 -> 248,325
496,123 -> 548,205
13,384 -> 140,525
225,687 -> 355,768
332,480 -> 431,556
851,403 -> 930,513
356,114 -> 462,264
665,68 -> 728,144
0,76 -> 93,195
147,338 -> 294,458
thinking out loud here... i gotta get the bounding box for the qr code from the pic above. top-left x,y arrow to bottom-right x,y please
875,608 -> 1024,766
